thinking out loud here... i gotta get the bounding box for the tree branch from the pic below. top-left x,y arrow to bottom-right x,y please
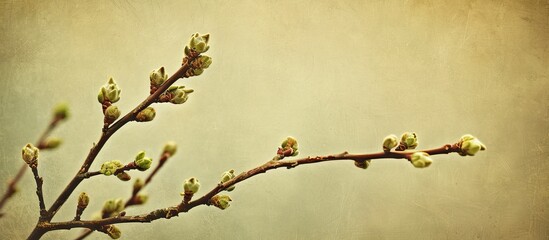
126,152 -> 172,207
0,116 -> 62,217
44,57 -> 197,223
48,144 -> 461,233
74,151 -> 174,240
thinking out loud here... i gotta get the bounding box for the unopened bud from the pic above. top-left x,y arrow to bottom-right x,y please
134,151 -> 152,171
53,102 -> 70,120
198,55 -> 212,69
182,177 -> 200,195
168,86 -> 193,104
105,225 -> 121,239
133,178 -> 144,192
150,66 -> 168,86
100,160 -> 123,176
135,194 -> 148,205
22,143 -> 39,166
277,137 -> 299,157
102,198 -> 124,216
382,135 -> 398,152
135,107 -> 156,122
43,137 -> 62,149
163,141 -> 177,156
410,152 -> 433,168
78,192 -> 90,209
459,134 -> 486,156
354,160 -> 371,169
104,105 -> 121,122
97,78 -> 121,103
185,33 -> 210,56
220,169 -> 236,191
116,172 -> 131,181
210,195 -> 232,210
400,132 -> 418,149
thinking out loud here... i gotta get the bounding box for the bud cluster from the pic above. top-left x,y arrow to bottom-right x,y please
100,160 -> 123,176
134,151 -> 153,171
97,78 -> 122,126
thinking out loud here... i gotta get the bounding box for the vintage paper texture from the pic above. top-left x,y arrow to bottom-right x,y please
0,0 -> 547,239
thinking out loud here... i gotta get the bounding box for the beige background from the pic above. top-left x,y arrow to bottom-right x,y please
0,0 -> 548,239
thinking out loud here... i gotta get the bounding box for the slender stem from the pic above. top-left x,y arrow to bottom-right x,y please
125,152 -> 171,207
181,144 -> 460,211
45,144 -> 461,232
44,59 -> 195,223
0,116 -> 62,217
31,167 -> 47,218
27,58 -> 197,240
145,152 -> 170,185
74,152 -> 173,240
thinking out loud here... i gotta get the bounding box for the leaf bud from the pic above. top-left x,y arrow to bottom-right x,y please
210,195 -> 232,210
22,143 -> 39,167
135,107 -> 156,122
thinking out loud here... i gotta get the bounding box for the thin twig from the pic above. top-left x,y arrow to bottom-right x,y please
46,144 -> 461,232
74,152 -> 173,240
127,152 -> 171,207
31,167 -> 47,218
27,56 -> 198,240
0,116 -> 62,217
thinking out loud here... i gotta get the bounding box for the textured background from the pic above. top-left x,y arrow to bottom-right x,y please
0,0 -> 548,239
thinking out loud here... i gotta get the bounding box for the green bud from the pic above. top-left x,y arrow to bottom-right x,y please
53,102 -> 70,120
192,68 -> 204,76
410,152 -> 433,168
198,55 -> 212,69
188,55 -> 213,76
182,177 -> 200,195
97,78 -> 121,103
281,137 -> 298,152
100,160 -> 123,176
163,141 -> 177,156
400,132 -> 418,149
102,198 -> 125,216
354,160 -> 371,169
43,137 -> 62,149
168,86 -> 193,104
382,135 -> 398,152
220,169 -> 236,191
135,107 -> 156,122
277,136 -> 299,157
133,178 -> 144,192
104,105 -> 121,122
116,172 -> 131,181
106,225 -> 121,239
102,199 -> 116,214
78,192 -> 90,209
187,33 -> 210,54
150,66 -> 168,86
22,143 -> 39,166
135,194 -> 148,205
459,134 -> 486,156
210,195 -> 232,210
134,151 -> 152,171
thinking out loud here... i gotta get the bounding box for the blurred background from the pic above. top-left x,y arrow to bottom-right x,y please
0,0 -> 547,239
